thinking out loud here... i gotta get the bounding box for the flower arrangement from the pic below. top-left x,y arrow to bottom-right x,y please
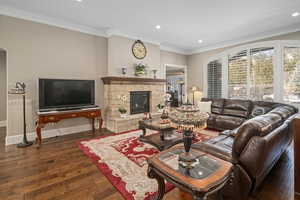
156,103 -> 165,113
134,63 -> 147,76
118,94 -> 128,117
157,103 -> 165,110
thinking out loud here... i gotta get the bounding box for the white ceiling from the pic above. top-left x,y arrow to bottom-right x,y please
0,0 -> 300,54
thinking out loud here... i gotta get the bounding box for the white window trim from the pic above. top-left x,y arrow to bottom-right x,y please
204,40 -> 300,103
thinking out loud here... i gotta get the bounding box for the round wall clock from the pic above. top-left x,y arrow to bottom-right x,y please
132,40 -> 147,59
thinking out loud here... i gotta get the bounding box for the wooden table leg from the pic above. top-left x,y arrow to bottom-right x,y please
99,117 -> 103,132
35,123 -> 43,148
92,118 -> 95,134
147,166 -> 165,200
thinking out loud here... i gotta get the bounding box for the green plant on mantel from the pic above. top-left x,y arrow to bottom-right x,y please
134,63 -> 147,76
118,107 -> 127,114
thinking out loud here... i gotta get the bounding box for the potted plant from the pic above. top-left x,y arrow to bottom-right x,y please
118,107 -> 127,118
156,103 -> 165,113
134,63 -> 147,77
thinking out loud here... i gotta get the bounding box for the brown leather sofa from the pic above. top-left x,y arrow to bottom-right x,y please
192,98 -> 298,200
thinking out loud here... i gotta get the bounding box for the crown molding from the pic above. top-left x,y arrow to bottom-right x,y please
160,45 -> 189,55
188,23 -> 300,55
107,30 -> 161,46
0,5 -> 188,55
1,5 -> 299,56
0,5 -> 108,37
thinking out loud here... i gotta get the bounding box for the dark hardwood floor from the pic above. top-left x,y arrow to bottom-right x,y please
0,129 -> 294,200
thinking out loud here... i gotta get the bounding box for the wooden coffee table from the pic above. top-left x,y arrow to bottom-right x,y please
147,146 -> 233,200
138,119 -> 182,151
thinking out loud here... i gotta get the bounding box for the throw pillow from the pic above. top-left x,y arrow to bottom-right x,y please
197,101 -> 212,113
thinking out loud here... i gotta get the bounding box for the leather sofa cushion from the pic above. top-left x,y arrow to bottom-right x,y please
220,128 -> 239,137
232,113 -> 283,157
192,135 -> 235,163
269,105 -> 296,120
223,99 -> 252,118
215,115 -> 246,130
250,101 -> 276,118
211,99 -> 225,114
207,113 -> 218,126
203,98 -> 225,115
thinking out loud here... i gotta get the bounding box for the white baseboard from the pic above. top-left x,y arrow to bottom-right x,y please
0,120 -> 7,127
5,124 -> 93,146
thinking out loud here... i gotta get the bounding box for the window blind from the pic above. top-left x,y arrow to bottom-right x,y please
207,60 -> 222,98
228,50 -> 247,99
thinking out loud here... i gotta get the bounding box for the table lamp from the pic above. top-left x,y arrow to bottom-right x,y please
169,104 -> 209,167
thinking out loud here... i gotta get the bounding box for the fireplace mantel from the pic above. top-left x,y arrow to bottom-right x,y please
101,76 -> 166,85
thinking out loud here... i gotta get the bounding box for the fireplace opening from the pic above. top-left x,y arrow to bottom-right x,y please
130,91 -> 150,114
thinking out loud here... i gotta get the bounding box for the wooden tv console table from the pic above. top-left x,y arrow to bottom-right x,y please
35,108 -> 103,147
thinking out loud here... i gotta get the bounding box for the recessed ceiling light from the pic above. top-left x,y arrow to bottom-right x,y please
292,12 -> 299,17
155,25 -> 161,30
76,0 -> 82,2
198,40 -> 203,43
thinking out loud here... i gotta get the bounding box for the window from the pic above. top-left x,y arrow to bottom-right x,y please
283,47 -> 300,104
249,47 -> 274,101
206,40 -> 300,107
227,48 -> 275,101
207,60 -> 222,98
228,50 -> 247,99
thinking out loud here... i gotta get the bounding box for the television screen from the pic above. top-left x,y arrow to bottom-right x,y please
39,79 -> 95,110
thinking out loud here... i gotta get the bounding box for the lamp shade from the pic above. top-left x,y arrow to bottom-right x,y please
190,86 -> 200,92
168,104 -> 209,132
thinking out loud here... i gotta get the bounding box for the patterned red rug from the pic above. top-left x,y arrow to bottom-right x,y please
78,129 -> 212,200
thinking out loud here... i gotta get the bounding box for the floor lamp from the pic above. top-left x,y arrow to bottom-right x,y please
178,80 -> 185,105
8,82 -> 33,148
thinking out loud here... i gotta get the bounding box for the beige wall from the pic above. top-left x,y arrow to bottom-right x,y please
0,51 -> 7,122
160,50 -> 187,66
187,31 -> 300,92
108,35 -> 162,78
0,15 -> 108,136
0,15 -> 188,139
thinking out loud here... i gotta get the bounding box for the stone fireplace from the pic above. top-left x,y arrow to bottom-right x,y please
102,77 -> 166,132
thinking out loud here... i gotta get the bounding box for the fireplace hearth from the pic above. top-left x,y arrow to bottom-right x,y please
130,91 -> 150,114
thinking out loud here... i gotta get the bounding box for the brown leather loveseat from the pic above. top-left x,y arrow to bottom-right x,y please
192,98 -> 298,200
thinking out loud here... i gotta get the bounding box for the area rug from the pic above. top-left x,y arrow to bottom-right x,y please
78,129 -> 212,200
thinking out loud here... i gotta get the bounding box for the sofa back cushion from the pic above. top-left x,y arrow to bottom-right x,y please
268,105 -> 296,120
232,113 -> 283,158
223,99 -> 252,118
202,98 -> 224,114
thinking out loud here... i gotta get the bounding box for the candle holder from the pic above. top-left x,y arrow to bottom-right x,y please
121,67 -> 127,75
152,69 -> 157,79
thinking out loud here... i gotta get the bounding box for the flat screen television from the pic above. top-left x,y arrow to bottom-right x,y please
39,78 -> 95,110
